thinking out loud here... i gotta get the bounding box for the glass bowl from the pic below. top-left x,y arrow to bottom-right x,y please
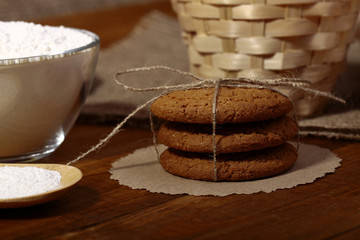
0,28 -> 100,162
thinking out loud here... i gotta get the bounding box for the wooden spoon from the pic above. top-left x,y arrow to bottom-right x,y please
0,163 -> 82,208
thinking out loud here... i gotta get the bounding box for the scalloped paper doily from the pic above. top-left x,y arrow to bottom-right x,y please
109,143 -> 341,196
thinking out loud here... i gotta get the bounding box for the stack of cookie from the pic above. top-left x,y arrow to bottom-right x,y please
150,87 -> 298,181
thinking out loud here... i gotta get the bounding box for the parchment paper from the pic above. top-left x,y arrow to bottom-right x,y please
109,143 -> 341,196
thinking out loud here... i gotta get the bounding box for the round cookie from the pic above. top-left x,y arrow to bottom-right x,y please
160,143 -> 297,181
158,115 -> 298,153
151,87 -> 293,124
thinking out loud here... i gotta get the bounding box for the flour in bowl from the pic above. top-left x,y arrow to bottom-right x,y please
0,21 -> 94,60
0,166 -> 61,199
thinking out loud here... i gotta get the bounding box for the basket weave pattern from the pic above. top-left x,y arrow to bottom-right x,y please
171,0 -> 360,116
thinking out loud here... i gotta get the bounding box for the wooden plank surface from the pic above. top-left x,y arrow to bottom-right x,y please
1,1 -> 360,239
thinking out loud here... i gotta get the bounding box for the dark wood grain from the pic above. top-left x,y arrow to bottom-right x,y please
1,1 -> 360,239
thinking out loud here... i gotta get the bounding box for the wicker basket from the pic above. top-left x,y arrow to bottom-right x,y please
171,0 -> 360,117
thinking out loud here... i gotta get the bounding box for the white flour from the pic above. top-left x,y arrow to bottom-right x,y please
0,166 -> 61,199
0,21 -> 93,60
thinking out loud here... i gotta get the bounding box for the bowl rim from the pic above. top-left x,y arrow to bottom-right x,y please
0,27 -> 100,66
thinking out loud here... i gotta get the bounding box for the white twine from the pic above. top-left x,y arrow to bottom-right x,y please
67,66 -> 345,181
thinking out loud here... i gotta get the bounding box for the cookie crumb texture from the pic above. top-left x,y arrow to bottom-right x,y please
158,115 -> 298,153
160,143 -> 297,181
151,87 -> 293,124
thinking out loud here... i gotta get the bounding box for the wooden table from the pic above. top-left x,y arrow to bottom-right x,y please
1,1 -> 360,239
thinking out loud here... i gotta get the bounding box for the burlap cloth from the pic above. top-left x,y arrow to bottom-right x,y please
81,11 -> 360,140
80,12 -> 187,126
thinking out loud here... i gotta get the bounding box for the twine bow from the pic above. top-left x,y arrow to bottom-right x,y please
67,66 -> 345,181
